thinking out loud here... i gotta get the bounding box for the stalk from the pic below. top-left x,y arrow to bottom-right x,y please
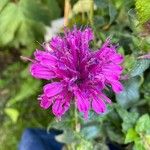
74,104 -> 80,132
64,0 -> 71,26
89,0 -> 94,27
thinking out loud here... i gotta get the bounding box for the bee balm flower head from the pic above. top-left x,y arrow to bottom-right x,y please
30,27 -> 124,119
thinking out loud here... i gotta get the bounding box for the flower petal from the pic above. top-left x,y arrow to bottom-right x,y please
82,27 -> 94,42
44,82 -> 63,97
111,54 -> 124,64
92,96 -> 106,114
52,100 -> 63,117
34,50 -> 57,67
74,90 -> 90,115
100,93 -> 112,104
111,81 -> 123,93
39,94 -> 52,109
30,63 -> 56,80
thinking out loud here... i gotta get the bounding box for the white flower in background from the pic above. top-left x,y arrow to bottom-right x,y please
44,18 -> 64,42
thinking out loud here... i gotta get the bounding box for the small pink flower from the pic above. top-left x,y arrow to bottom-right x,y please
29,27 -> 124,119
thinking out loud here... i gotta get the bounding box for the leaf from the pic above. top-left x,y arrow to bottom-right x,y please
94,143 -> 109,150
76,140 -> 93,150
0,3 -> 21,45
14,18 -> 45,46
130,59 -> 150,77
94,16 -> 105,27
95,0 -> 108,9
136,0 -> 150,24
145,135 -> 150,148
135,114 -> 150,134
109,3 -> 117,24
47,116 -> 73,132
116,77 -> 140,108
6,77 -> 41,106
105,125 -> 124,143
46,0 -> 61,20
0,0 -> 59,47
0,0 -> 10,12
125,128 -> 138,143
123,55 -> 136,73
19,0 -> 51,25
116,106 -> 139,133
81,125 -> 100,139
55,130 -> 75,144
133,139 -> 145,150
4,108 -> 19,123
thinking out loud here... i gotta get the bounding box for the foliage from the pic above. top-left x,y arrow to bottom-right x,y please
0,0 -> 150,150
125,114 -> 150,150
135,0 -> 150,24
0,0 -> 60,48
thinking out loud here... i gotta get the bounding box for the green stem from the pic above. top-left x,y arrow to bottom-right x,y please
89,0 -> 94,27
74,104 -> 79,132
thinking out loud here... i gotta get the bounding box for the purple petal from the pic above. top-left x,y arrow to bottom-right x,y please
92,96 -> 106,114
111,81 -> 123,93
82,28 -> 94,42
44,82 -> 63,97
30,63 -> 56,80
100,93 -> 112,104
111,54 -> 124,64
34,50 -> 57,67
50,36 -> 63,51
39,95 -> 52,109
52,100 -> 63,117
74,90 -> 90,113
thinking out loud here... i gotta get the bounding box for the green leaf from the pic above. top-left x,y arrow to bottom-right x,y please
19,0 -> 51,25
0,3 -> 21,45
125,128 -> 138,143
105,125 -> 124,143
95,0 -> 108,9
7,77 -> 41,106
0,0 -> 10,12
46,0 -> 61,20
109,3 -> 117,24
4,108 -> 19,123
145,135 -> 150,148
116,106 -> 139,133
116,77 -> 140,108
135,114 -> 150,134
81,125 -> 100,139
76,140 -> 93,150
136,0 -> 150,24
94,16 -> 105,27
123,55 -> 136,73
130,59 -> 150,77
133,139 -> 145,150
55,130 -> 76,144
47,116 -> 74,132
0,0 -> 59,47
94,143 -> 109,150
14,18 -> 45,46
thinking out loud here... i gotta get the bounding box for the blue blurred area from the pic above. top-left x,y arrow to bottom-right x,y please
19,128 -> 122,150
18,128 -> 63,150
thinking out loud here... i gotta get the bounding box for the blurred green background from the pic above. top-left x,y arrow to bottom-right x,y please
0,0 -> 150,150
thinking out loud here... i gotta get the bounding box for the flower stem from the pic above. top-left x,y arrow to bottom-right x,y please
64,0 -> 71,27
89,0 -> 94,27
74,104 -> 80,132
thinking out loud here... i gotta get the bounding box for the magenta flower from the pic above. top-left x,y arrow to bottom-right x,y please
30,27 -> 123,119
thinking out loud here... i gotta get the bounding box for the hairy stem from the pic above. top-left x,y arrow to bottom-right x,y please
74,104 -> 80,132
